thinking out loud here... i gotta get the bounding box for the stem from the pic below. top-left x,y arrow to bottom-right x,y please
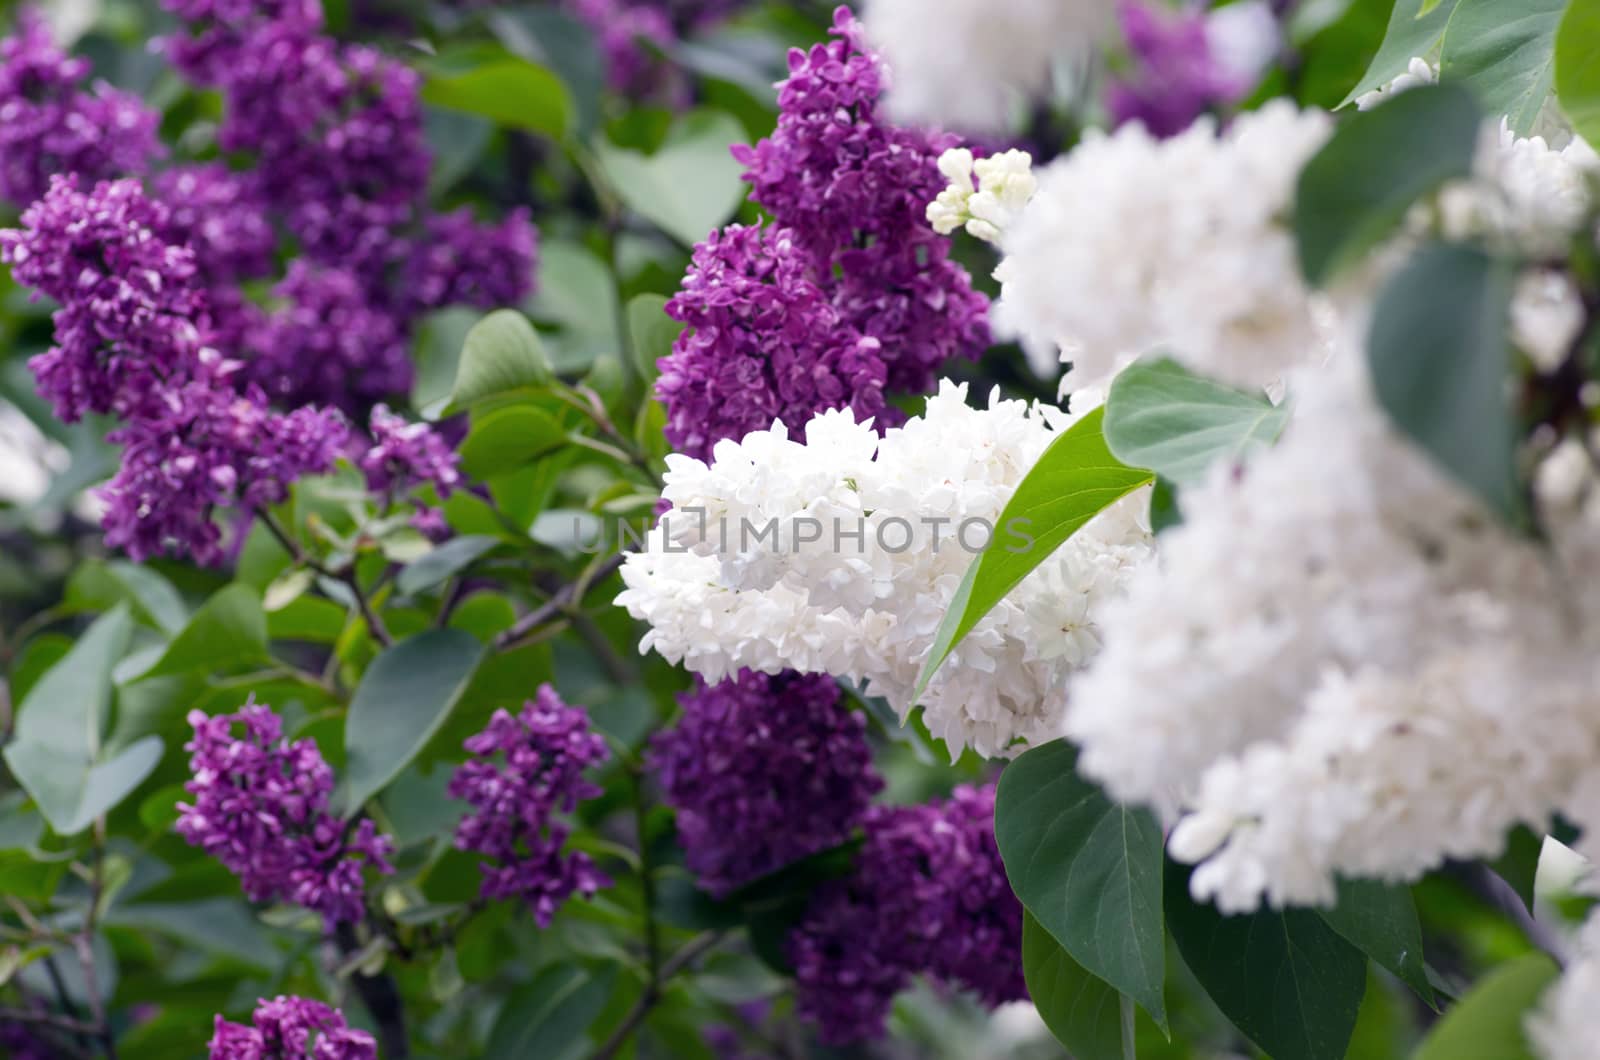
76,819 -> 116,1059
587,932 -> 726,1060
334,924 -> 410,1058
494,553 -> 626,652
258,512 -> 394,648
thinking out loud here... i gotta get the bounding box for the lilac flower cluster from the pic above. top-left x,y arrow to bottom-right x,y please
552,0 -> 747,97
360,403 -> 461,539
449,686 -> 613,927
0,9 -> 160,206
1,176 -> 348,564
176,700 -> 395,929
788,784 -> 1026,1044
208,995 -> 376,1060
152,0 -> 537,412
0,1018 -> 51,1060
660,226 -> 889,460
652,671 -> 884,896
658,8 -> 988,459
1107,0 -> 1249,138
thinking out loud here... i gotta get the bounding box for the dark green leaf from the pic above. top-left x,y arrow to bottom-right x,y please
1167,865 -> 1366,1060
448,310 -> 555,413
1318,878 -> 1434,1004
996,740 -> 1167,1029
1340,0 -> 1461,106
1295,82 -> 1482,284
343,630 -> 486,815
1022,911 -> 1126,1060
1555,0 -> 1600,143
594,109 -> 750,247
142,584 -> 270,679
65,560 -> 187,634
1103,358 -> 1289,485
1490,824 -> 1546,912
459,405 -> 568,480
1440,0 -> 1566,134
421,56 -> 571,139
485,964 -> 616,1059
485,8 -> 604,137
916,407 -> 1151,697
1413,952 -> 1558,1060
397,535 -> 501,597
1367,242 -> 1521,524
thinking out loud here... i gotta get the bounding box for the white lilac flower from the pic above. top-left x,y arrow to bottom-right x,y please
1352,56 -> 1438,111
992,101 -> 1339,385
928,148 -> 1037,244
1069,350 -> 1600,913
617,381 -> 1154,759
861,0 -> 1116,134
1529,910 -> 1600,1060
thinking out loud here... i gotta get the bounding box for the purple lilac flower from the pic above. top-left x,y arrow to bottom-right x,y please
177,701 -> 395,929
208,995 -> 376,1060
1,176 -> 208,423
653,671 -> 883,896
249,263 -> 413,414
359,404 -> 461,500
153,164 -> 277,284
657,8 -> 986,447
104,379 -> 349,564
1107,0 -> 1249,138
659,224 -> 890,461
0,9 -> 161,206
449,686 -> 612,926
788,783 -> 1025,1044
402,207 -> 539,315
160,0 -> 324,86
0,1016 -> 52,1060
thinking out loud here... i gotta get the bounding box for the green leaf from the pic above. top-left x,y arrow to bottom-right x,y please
1340,0 -> 1461,106
996,740 -> 1167,1029
626,292 -> 683,383
343,630 -> 486,815
1412,952 -> 1559,1060
1103,358 -> 1289,485
1490,825 -> 1546,912
485,8 -> 604,137
397,535 -> 501,597
448,310 -> 555,413
1367,242 -> 1522,524
1023,911 -> 1126,1060
485,964 -> 616,1058
1295,82 -> 1482,285
142,584 -> 270,679
1419,0 -> 1446,16
1167,865 -> 1366,1060
421,55 -> 571,139
12,604 -> 131,754
916,407 -> 1151,697
1440,0 -> 1567,134
1555,0 -> 1600,143
459,404 -> 568,480
1318,879 -> 1434,1005
4,736 -> 164,836
65,560 -> 186,634
594,109 -> 750,247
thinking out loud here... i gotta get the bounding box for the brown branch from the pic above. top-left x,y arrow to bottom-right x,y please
494,553 -> 626,652
588,932 -> 727,1060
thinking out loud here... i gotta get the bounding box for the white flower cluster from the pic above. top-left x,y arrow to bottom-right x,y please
1529,910 -> 1600,1060
928,148 -> 1037,244
616,382 -> 1154,759
992,101 -> 1339,387
1067,349 -> 1600,913
1352,57 -> 1438,111
861,0 -> 1116,134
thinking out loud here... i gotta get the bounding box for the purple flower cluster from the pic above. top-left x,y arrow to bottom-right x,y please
659,7 -> 988,459
660,225 -> 890,460
176,700 -> 395,929
0,9 -> 160,206
449,686 -> 612,927
788,784 -> 1026,1044
554,0 -> 747,97
0,1017 -> 51,1060
153,0 -> 537,411
1,177 -> 348,564
208,995 -> 376,1060
652,671 -> 884,896
1107,0 -> 1249,138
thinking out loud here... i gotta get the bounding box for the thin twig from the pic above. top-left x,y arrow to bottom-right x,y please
587,932 -> 727,1060
334,924 -> 410,1058
494,553 -> 626,652
258,511 -> 393,648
